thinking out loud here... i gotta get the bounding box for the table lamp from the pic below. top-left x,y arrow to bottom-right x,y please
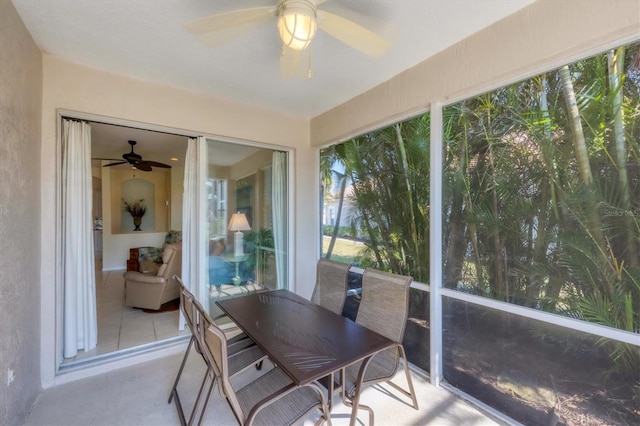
228,212 -> 251,257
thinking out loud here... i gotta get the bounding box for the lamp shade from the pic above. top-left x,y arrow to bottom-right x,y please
277,0 -> 317,51
228,213 -> 251,232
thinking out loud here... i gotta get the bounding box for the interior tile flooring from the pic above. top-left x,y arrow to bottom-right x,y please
64,259 -> 189,365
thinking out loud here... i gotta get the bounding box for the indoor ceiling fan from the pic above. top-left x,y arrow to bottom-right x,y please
95,140 -> 171,172
185,0 -> 391,78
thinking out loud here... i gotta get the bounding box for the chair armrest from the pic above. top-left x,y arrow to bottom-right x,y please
124,271 -> 166,285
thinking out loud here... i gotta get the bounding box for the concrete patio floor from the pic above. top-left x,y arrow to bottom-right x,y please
25,349 -> 507,426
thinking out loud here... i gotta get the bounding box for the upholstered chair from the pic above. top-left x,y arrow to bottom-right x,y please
124,242 -> 182,310
136,230 -> 183,272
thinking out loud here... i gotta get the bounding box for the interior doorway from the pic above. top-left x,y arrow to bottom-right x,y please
58,116 -> 290,370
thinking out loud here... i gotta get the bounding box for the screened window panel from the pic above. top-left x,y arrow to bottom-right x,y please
443,297 -> 638,425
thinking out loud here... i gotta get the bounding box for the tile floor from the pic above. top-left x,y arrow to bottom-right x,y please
64,261 -> 189,365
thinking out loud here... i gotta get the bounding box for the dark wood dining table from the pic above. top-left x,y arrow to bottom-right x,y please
215,288 -> 395,416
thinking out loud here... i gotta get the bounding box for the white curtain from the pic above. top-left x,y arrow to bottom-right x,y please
181,137 -> 197,330
272,151 -> 287,289
181,137 -> 208,328
62,119 -> 97,358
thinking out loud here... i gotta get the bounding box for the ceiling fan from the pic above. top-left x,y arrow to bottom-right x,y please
96,140 -> 171,172
185,0 -> 391,78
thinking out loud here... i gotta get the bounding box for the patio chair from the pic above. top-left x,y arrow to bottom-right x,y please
168,279 -> 198,401
169,276 -> 264,426
340,268 -> 418,426
310,258 -> 351,315
199,320 -> 332,426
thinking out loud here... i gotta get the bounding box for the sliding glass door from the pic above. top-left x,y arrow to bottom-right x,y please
205,139 -> 289,314
58,116 -> 290,369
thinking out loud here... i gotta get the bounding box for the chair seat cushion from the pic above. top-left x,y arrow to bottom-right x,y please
139,259 -> 160,274
236,367 -> 321,426
123,271 -> 166,285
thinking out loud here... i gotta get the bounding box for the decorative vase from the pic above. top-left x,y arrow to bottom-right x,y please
133,216 -> 142,231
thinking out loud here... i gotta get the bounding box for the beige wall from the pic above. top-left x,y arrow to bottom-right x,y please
109,169 -> 170,234
99,166 -> 164,270
99,167 -> 174,270
170,165 -> 184,231
29,0 -> 640,399
229,149 -> 273,181
311,0 -> 640,146
229,149 -> 273,232
0,1 -> 43,424
40,55 -> 311,386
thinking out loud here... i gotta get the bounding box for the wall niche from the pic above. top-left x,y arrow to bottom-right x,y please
121,179 -> 155,232
110,169 -> 170,234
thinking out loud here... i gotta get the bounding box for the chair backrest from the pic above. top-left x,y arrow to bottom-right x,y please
191,295 -> 214,333
199,308 -> 247,423
356,268 -> 412,343
199,294 -> 327,426
158,243 -> 181,280
164,229 -> 183,245
310,258 -> 351,315
182,290 -> 198,335
175,276 -> 197,334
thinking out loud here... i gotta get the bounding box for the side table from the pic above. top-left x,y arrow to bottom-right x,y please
127,248 -> 139,272
223,255 -> 247,285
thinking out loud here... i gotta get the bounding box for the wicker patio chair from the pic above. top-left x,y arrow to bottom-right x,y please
310,258 -> 351,315
340,268 -> 418,426
198,321 -> 332,426
169,276 -> 264,426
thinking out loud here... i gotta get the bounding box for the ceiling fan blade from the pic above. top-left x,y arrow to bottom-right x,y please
144,161 -> 172,169
317,10 -> 391,58
280,46 -> 312,79
133,161 -> 153,172
185,7 -> 274,36
103,161 -> 127,167
197,24 -> 267,49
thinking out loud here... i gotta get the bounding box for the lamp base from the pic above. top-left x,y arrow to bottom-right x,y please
234,231 -> 244,257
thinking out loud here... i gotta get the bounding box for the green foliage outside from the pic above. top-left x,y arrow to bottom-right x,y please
322,225 -> 355,239
243,228 -> 274,282
321,117 -> 431,283
321,43 -> 640,384
321,236 -> 364,265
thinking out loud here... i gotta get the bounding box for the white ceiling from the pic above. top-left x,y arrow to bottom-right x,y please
89,121 -> 260,170
12,0 -> 535,119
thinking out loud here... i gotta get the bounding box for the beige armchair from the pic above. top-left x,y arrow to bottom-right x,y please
124,242 -> 182,310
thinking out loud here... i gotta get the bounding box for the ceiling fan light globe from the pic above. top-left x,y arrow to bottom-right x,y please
277,1 -> 317,50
